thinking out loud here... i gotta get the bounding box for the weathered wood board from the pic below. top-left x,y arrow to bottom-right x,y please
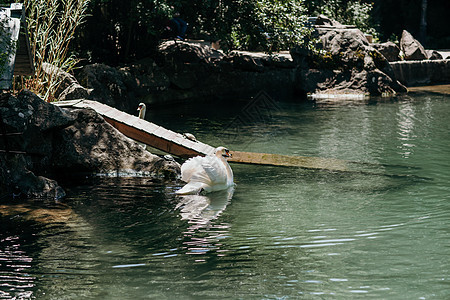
54,100 -> 216,158
228,151 -> 349,171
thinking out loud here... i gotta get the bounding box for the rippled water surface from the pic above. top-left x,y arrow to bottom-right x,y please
1,92 -> 449,299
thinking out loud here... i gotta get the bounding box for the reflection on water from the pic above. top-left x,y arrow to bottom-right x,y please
177,187 -> 234,257
0,233 -> 34,299
1,93 -> 450,299
0,202 -> 99,299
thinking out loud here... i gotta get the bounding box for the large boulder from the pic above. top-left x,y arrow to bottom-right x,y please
51,108 -> 180,177
226,51 -> 265,72
76,63 -> 137,112
42,63 -> 91,101
0,90 -> 180,200
157,40 -> 223,91
292,26 -> 406,96
77,59 -> 171,112
158,40 -> 225,65
400,30 -> 428,61
372,41 -> 402,62
426,50 -> 443,60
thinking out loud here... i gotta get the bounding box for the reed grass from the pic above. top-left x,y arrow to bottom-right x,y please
19,0 -> 89,101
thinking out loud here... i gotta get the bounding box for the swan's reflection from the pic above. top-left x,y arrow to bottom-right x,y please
175,187 -> 235,256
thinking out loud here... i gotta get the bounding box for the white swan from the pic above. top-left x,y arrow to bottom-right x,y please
136,103 -> 148,149
176,147 -> 234,195
137,103 -> 146,119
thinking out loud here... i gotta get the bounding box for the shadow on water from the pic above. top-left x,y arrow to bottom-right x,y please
0,200 -> 99,299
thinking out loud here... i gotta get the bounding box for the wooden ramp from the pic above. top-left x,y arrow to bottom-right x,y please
54,100 -> 216,158
54,99 -> 353,171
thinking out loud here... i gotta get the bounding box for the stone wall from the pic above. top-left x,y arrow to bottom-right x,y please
390,59 -> 450,86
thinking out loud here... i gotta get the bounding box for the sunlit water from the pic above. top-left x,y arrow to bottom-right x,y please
1,92 -> 449,299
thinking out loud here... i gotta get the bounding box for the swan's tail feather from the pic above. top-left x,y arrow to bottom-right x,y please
176,182 -> 208,195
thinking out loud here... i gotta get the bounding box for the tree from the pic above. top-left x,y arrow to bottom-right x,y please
419,0 -> 427,45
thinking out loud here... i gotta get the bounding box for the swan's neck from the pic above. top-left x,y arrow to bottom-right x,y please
138,108 -> 146,119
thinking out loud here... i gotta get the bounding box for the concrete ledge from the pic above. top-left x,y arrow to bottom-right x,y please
390,59 -> 450,86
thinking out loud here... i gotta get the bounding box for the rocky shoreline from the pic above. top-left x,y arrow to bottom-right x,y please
0,90 -> 180,200
50,19 -> 411,113
51,17 -> 447,114
43,17 -> 450,116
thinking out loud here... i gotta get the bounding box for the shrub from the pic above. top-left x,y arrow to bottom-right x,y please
17,0 -> 90,101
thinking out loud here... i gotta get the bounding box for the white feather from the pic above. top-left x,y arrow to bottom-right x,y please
176,147 -> 234,195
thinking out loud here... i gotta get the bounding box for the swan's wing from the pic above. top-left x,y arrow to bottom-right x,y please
180,156 -> 227,185
180,156 -> 210,183
201,157 -> 227,185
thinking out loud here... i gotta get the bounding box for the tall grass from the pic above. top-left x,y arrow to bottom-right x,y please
20,0 -> 89,101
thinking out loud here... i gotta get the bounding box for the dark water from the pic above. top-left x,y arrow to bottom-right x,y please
1,92 -> 450,299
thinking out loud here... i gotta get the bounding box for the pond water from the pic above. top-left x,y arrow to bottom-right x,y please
1,91 -> 449,299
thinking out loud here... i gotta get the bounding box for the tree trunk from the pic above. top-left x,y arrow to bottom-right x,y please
419,0 -> 427,45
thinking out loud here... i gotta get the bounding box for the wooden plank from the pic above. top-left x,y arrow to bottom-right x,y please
407,84 -> 450,95
228,151 -> 349,171
54,99 -> 216,158
103,116 -> 204,158
52,99 -> 84,107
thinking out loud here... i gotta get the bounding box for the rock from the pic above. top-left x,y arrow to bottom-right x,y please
400,30 -> 427,61
226,51 -> 265,72
225,51 -> 295,71
0,156 -> 66,199
42,63 -> 91,101
51,108 -> 180,177
426,50 -> 443,60
73,41 -> 299,106
78,59 -> 171,112
77,63 -> 136,112
372,42 -> 402,62
121,57 -> 171,95
157,41 -> 221,90
0,90 -> 180,200
315,14 -> 344,27
158,40 -> 225,65
266,54 -> 296,69
0,90 -> 74,199
297,25 -> 406,96
317,27 -> 370,54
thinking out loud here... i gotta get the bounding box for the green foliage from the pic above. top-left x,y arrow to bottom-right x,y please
254,0 -> 313,52
305,0 -> 379,39
179,0 -> 313,53
76,0 -> 314,63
